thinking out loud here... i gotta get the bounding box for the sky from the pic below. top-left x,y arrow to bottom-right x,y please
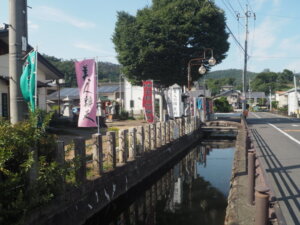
0,0 -> 300,74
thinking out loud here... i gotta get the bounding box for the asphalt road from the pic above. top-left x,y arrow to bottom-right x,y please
247,112 -> 300,225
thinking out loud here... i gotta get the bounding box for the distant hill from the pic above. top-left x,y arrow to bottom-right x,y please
205,69 -> 257,83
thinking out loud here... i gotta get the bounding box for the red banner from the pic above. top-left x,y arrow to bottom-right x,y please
142,80 -> 154,123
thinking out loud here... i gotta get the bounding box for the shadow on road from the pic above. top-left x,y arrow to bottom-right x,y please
251,128 -> 300,225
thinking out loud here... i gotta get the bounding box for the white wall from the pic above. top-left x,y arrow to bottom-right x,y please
124,79 -> 144,114
288,91 -> 300,115
0,53 -> 50,112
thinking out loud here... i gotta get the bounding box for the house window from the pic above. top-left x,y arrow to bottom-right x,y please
2,93 -> 8,118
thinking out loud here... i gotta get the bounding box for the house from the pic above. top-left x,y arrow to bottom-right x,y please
47,83 -> 124,114
0,28 -> 64,119
214,90 -> 241,109
245,92 -> 266,106
124,79 -> 144,115
285,88 -> 300,116
220,85 -> 234,92
275,91 -> 288,108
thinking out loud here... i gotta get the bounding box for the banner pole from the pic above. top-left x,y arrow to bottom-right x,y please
35,46 -> 38,111
96,57 -> 100,134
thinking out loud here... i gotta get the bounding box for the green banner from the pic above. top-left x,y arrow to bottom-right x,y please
20,51 -> 37,112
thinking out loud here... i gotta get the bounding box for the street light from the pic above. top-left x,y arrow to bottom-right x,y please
187,48 -> 216,90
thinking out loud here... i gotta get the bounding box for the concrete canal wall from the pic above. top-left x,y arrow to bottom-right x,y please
25,117 -> 204,225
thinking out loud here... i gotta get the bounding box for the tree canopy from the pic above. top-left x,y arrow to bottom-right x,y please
251,69 -> 293,94
113,0 -> 229,86
43,54 -> 121,87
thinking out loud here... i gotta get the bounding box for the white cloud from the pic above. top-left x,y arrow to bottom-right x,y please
28,21 -> 39,30
73,42 -> 118,63
250,17 -> 288,60
32,6 -> 96,29
252,0 -> 281,10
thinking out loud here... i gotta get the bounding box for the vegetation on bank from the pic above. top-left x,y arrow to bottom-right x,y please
0,111 -> 79,225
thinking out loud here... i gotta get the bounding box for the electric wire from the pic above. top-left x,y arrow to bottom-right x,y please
237,0 -> 245,12
222,0 -> 244,28
207,0 -> 247,55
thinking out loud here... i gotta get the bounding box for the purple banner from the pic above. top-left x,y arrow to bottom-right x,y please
75,59 -> 97,127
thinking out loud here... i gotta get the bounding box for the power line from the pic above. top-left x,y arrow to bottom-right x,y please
207,0 -> 247,55
222,0 -> 244,28
237,0 -> 245,12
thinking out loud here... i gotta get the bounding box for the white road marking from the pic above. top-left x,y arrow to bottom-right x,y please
268,123 -> 300,146
292,124 -> 300,127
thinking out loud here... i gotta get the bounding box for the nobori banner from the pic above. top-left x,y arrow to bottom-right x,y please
142,80 -> 154,123
75,59 -> 97,127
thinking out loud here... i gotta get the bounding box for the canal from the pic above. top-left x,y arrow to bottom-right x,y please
85,140 -> 235,225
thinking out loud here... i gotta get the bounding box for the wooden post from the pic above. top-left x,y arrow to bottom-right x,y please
92,133 -> 103,175
179,118 -> 183,137
161,122 -> 166,146
144,124 -> 151,151
156,122 -> 161,148
55,140 -> 65,165
119,129 -> 126,164
107,131 -> 117,168
137,126 -> 144,155
184,117 -> 189,134
150,123 -> 156,150
166,121 -> 170,144
74,137 -> 86,183
170,120 -> 174,141
128,128 -> 137,161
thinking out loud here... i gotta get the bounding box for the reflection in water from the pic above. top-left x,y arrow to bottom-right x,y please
86,144 -> 234,225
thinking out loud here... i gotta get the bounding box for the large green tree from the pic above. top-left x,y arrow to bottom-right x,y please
113,0 -> 229,86
251,69 -> 293,94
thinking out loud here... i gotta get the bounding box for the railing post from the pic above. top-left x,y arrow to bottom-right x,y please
144,124 -> 151,151
156,122 -> 161,148
118,129 -> 126,164
128,128 -> 137,161
255,186 -> 270,225
248,150 -> 255,205
55,140 -> 65,165
92,133 -> 103,175
74,137 -> 86,183
137,126 -> 144,155
184,117 -> 189,134
161,122 -> 166,146
150,123 -> 156,150
178,118 -> 183,137
107,131 -> 117,168
166,121 -> 170,144
56,140 -> 65,188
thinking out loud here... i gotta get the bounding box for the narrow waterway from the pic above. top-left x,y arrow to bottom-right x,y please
85,141 -> 235,225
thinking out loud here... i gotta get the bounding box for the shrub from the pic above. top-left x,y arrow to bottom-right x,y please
213,97 -> 233,112
0,110 -> 75,225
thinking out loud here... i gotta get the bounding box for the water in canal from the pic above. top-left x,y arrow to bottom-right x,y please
85,141 -> 235,225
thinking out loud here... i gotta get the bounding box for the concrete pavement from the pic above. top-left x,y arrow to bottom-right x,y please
247,112 -> 300,225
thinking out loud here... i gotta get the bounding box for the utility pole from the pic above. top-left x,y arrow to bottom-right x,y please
237,5 -> 255,111
9,0 -> 28,123
293,72 -> 299,118
269,87 -> 272,111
